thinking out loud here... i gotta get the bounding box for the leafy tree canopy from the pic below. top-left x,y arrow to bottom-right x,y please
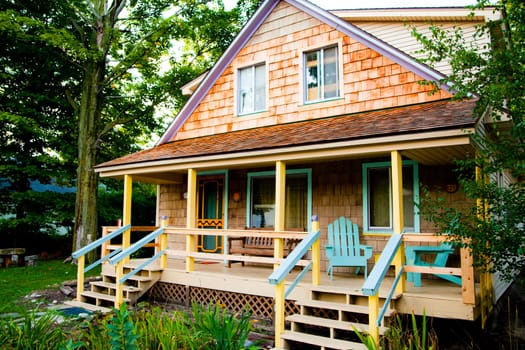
415,0 -> 525,281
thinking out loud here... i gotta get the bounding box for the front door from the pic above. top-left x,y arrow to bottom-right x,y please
196,175 -> 224,253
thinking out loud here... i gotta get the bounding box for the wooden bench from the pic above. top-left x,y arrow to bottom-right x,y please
0,248 -> 26,267
227,236 -> 300,267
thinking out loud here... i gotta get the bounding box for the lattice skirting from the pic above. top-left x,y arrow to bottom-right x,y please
148,282 -> 299,320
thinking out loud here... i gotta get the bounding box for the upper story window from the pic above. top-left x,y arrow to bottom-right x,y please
304,45 -> 340,103
238,63 -> 266,115
362,160 -> 420,233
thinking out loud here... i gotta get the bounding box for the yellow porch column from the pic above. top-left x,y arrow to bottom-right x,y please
186,168 -> 197,272
311,215 -> 321,286
122,175 -> 132,263
160,215 -> 168,269
391,151 -> 405,293
274,161 -> 286,270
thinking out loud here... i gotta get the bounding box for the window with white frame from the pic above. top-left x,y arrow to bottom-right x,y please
247,169 -> 312,231
362,161 -> 419,233
304,45 -> 340,103
237,63 -> 266,115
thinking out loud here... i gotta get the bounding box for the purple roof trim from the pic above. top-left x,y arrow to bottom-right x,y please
159,0 -> 451,145
158,0 -> 281,144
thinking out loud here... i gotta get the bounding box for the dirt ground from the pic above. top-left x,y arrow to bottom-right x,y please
22,280 -> 525,350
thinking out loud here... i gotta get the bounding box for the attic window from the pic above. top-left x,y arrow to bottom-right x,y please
237,63 -> 266,115
304,45 -> 340,103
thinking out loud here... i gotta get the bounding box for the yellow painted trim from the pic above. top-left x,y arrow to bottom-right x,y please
115,260 -> 124,308
122,175 -> 132,263
274,281 -> 285,349
274,161 -> 286,269
311,218 -> 321,286
76,255 -> 85,301
160,217 -> 168,269
391,151 -> 405,293
186,169 -> 197,272
368,294 -> 380,345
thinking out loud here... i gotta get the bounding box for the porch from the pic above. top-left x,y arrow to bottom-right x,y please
71,222 -> 492,349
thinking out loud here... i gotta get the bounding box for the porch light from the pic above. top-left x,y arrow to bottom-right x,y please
232,192 -> 242,202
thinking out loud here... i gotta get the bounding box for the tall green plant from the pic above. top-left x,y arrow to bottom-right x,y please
107,303 -> 139,350
190,302 -> 254,350
0,311 -> 66,349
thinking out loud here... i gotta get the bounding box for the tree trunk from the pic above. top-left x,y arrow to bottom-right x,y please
72,60 -> 105,263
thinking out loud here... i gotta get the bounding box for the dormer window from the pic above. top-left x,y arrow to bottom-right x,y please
237,63 -> 266,115
304,45 -> 340,103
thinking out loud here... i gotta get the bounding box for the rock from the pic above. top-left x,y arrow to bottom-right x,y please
60,286 -> 75,296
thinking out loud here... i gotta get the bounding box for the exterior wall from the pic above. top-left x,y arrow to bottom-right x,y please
172,2 -> 451,141
157,160 -> 470,272
353,20 -> 489,76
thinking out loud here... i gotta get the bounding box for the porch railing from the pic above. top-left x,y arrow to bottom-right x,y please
71,224 -> 131,302
361,233 -> 404,344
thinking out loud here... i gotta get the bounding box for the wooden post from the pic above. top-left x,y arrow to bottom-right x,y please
274,161 -> 286,270
311,215 -> 321,286
122,175 -> 132,264
391,151 -> 405,293
115,260 -> 124,308
160,215 -> 168,269
368,294 -> 380,345
274,281 -> 285,349
186,169 -> 197,272
76,254 -> 85,301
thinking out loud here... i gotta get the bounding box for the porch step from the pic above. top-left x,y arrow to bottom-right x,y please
287,314 -> 389,336
63,300 -> 112,314
91,281 -> 142,293
281,330 -> 367,350
80,291 -> 131,305
298,299 -> 396,317
308,284 -> 402,300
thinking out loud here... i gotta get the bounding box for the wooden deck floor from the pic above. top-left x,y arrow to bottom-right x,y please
149,258 -> 480,321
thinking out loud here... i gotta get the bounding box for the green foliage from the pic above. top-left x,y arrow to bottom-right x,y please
0,310 -> 66,349
107,303 -> 139,350
412,0 -> 525,280
355,312 -> 436,350
190,302 -> 254,350
0,259 -> 100,313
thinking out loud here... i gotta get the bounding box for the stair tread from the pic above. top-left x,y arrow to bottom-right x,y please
281,330 -> 368,350
287,314 -> 389,335
63,300 -> 112,313
102,271 -> 154,282
309,284 -> 402,300
81,291 -> 131,303
91,281 -> 142,292
298,299 -> 396,317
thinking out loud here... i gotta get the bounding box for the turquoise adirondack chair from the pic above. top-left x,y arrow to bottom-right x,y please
405,242 -> 462,287
325,216 -> 373,279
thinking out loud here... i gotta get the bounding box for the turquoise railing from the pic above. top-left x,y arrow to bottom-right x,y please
362,233 -> 403,328
268,228 -> 321,297
72,224 -> 131,270
109,227 -> 165,284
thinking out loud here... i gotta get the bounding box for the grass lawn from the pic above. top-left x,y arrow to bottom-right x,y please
0,259 -> 100,313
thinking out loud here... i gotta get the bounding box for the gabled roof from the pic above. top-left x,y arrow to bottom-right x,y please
97,99 -> 476,171
158,0 -> 450,144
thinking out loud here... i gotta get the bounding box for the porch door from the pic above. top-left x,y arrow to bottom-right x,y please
196,175 -> 224,253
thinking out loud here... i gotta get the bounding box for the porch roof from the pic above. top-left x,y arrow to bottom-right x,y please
96,99 -> 478,176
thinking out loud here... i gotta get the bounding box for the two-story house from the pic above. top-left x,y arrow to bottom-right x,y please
71,1 -> 511,348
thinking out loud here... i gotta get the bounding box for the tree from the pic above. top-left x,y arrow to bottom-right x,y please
414,0 -> 525,281
0,1 -> 80,252
0,0 -> 260,261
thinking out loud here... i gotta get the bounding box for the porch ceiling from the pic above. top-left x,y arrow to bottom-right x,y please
96,99 -> 479,183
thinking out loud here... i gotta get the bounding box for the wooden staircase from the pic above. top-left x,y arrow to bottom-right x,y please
279,285 -> 400,350
66,261 -> 161,312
